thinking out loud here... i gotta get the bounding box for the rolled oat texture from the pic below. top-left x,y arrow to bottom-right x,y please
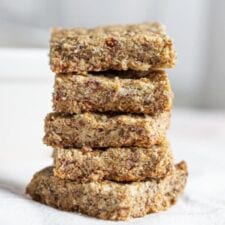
53,140 -> 173,182
26,162 -> 188,221
53,70 -> 173,115
44,112 -> 170,148
50,22 -> 176,74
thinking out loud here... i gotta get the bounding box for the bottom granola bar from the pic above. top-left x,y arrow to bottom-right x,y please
26,161 -> 187,221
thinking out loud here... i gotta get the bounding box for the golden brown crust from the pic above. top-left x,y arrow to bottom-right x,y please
50,22 -> 176,74
53,70 -> 173,115
26,161 -> 188,221
53,140 -> 173,182
43,112 -> 170,148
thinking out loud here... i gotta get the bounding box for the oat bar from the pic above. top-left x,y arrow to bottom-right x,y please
50,22 -> 176,74
53,70 -> 173,115
44,112 -> 170,148
53,140 -> 173,182
26,162 -> 187,221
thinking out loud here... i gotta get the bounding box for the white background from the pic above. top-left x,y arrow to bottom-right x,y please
0,1 -> 225,224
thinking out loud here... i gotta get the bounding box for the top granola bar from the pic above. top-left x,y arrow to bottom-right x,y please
50,22 -> 176,74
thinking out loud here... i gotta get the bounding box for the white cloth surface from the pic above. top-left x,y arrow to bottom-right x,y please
0,49 -> 225,225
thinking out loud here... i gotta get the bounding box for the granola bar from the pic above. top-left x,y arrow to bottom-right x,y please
53,70 -> 173,115
50,22 -> 176,74
26,162 -> 187,221
44,112 -> 170,148
53,140 -> 173,182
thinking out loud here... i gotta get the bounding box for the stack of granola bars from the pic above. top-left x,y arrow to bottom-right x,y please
26,22 -> 188,221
